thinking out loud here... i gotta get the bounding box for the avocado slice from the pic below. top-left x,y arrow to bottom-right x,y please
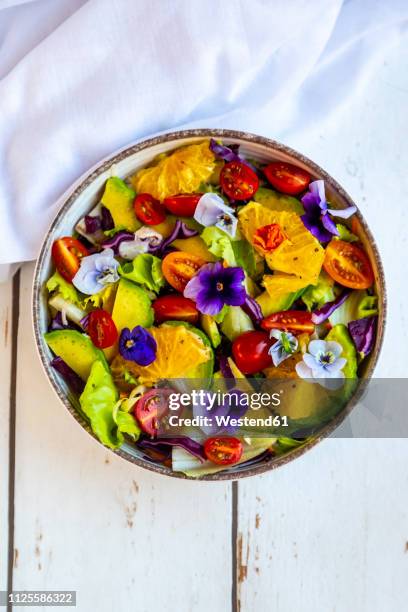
104,278 -> 154,361
111,278 -> 154,332
45,330 -> 108,381
253,187 -> 304,215
172,236 -> 216,262
200,314 -> 221,348
256,288 -> 305,317
101,177 -> 140,232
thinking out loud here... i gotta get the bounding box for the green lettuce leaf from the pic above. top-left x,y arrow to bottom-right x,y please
46,271 -> 81,305
113,407 -> 141,441
302,271 -> 335,311
119,254 -> 165,293
79,360 -> 121,449
201,226 -> 257,276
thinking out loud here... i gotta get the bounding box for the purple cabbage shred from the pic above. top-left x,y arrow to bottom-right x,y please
311,289 -> 352,324
348,315 -> 377,357
50,357 -> 85,394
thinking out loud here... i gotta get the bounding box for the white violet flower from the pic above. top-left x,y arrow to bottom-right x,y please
194,193 -> 238,238
268,329 -> 298,367
72,248 -> 119,294
295,339 -> 346,389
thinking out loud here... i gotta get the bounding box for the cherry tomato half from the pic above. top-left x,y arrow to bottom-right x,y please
135,388 -> 173,437
51,237 -> 89,282
261,310 -> 315,334
204,437 -> 243,465
134,193 -> 166,225
153,294 -> 199,324
232,330 -> 272,375
87,309 -> 118,348
263,162 -> 311,195
163,194 -> 202,217
323,240 -> 374,289
220,161 -> 259,201
162,251 -> 206,292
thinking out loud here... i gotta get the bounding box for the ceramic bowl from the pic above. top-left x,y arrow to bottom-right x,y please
32,129 -> 386,480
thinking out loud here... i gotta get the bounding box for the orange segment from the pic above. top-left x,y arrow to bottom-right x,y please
111,325 -> 211,386
131,141 -> 216,200
238,202 -> 325,287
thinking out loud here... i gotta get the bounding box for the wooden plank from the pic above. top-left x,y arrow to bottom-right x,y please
237,40 -> 408,612
12,263 -> 232,611
0,271 -> 18,598
237,440 -> 408,611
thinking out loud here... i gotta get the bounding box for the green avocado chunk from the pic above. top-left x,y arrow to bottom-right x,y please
111,278 -> 154,333
326,324 -> 358,379
44,330 -> 108,381
256,288 -> 304,317
253,187 -> 304,215
101,177 -> 141,232
200,314 -> 221,348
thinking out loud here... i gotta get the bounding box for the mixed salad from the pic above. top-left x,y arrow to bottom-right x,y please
44,139 -> 378,477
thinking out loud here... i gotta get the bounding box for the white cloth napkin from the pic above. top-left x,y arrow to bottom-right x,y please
0,0 -> 407,278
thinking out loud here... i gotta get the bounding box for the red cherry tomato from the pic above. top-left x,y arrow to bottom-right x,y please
261,310 -> 315,334
134,193 -> 166,225
220,161 -> 259,201
324,240 -> 374,289
163,194 -> 202,217
87,309 -> 118,348
51,237 -> 89,282
263,161 -> 311,195
152,295 -> 199,324
204,437 -> 243,465
135,388 -> 173,437
232,330 -> 272,375
162,251 -> 206,292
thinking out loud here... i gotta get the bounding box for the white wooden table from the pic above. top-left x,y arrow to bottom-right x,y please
1,40 -> 408,612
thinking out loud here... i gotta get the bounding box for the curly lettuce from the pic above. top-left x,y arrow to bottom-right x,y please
46,270 -> 81,305
119,253 -> 165,293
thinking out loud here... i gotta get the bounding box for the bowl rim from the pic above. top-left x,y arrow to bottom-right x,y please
32,128 -> 387,481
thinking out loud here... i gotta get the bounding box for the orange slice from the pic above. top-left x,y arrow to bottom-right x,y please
130,141 -> 216,200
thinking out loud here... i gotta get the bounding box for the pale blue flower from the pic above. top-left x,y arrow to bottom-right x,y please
72,248 -> 119,294
268,329 -> 298,367
295,339 -> 346,389
194,193 -> 238,238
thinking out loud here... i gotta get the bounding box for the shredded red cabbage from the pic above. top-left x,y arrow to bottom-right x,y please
101,230 -> 134,254
49,312 -> 79,332
137,436 -> 206,462
242,295 -> 263,325
154,221 -> 198,256
218,355 -> 235,390
84,215 -> 102,234
101,206 -> 114,231
210,138 -> 243,163
311,289 -> 352,324
348,315 -> 377,357
50,357 -> 85,394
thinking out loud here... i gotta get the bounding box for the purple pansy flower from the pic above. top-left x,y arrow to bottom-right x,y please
183,261 -> 246,316
119,326 -> 157,365
301,180 -> 357,243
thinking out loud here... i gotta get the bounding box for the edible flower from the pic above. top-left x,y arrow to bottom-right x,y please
119,326 -> 157,365
295,339 -> 346,389
72,248 -> 119,294
118,227 -> 163,260
194,193 -> 238,238
253,224 -> 286,253
301,180 -> 357,243
184,261 -> 246,316
268,329 -> 298,367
